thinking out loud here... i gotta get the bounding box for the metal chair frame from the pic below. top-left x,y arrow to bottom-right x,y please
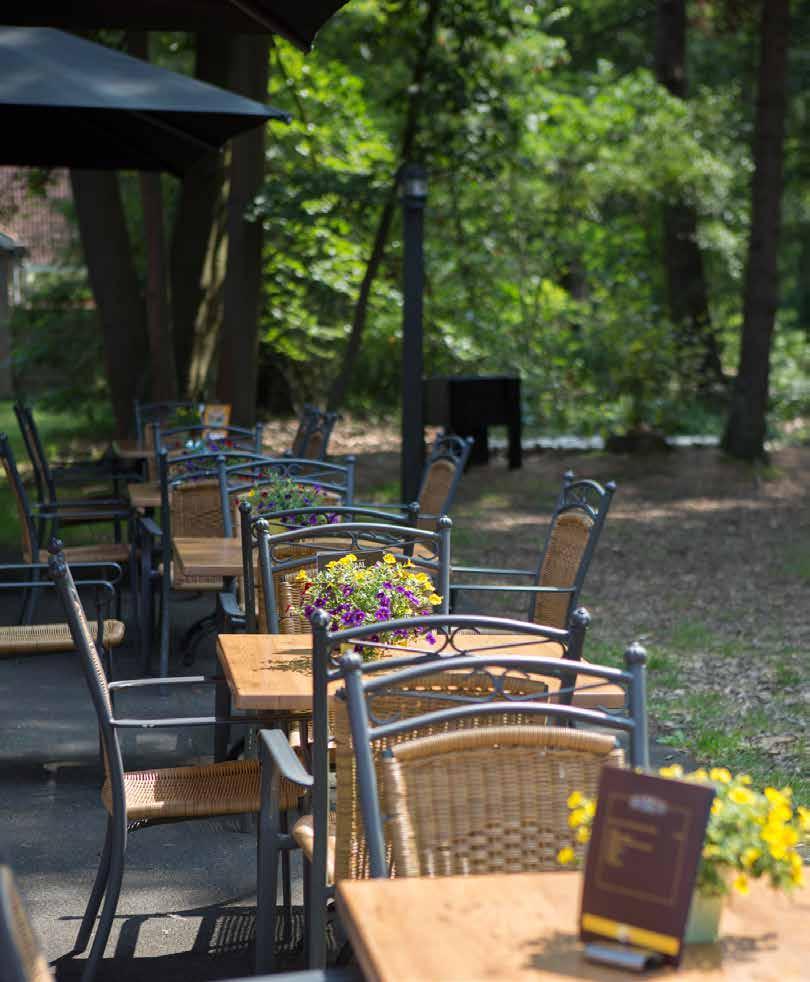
48,544 -> 270,982
224,456 -> 356,512
258,608 -> 631,969
133,400 -> 199,443
450,470 -> 616,627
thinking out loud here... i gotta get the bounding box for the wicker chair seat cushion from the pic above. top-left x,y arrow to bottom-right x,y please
292,813 -> 337,886
533,512 -> 593,629
37,543 -> 131,564
383,726 -> 623,878
0,620 -> 125,655
157,561 -> 223,593
102,758 -> 304,822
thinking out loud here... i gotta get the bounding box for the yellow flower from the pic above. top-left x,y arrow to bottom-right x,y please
568,808 -> 586,829
340,553 -> 358,566
428,594 -> 442,606
798,806 -> 810,833
659,764 -> 683,779
738,774 -> 752,786
732,874 -> 749,896
702,844 -> 721,859
711,799 -> 724,817
769,803 -> 793,824
584,800 -> 596,820
295,569 -> 309,581
790,852 -> 805,886
557,847 -> 575,865
765,787 -> 788,807
326,560 -> 338,569
567,791 -> 584,809
710,767 -> 732,784
382,553 -> 397,565
576,826 -> 591,844
741,847 -> 761,869
691,769 -> 709,782
729,787 -> 755,806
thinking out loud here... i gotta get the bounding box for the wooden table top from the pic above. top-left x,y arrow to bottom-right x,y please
174,537 -> 243,577
216,633 -> 624,713
114,440 -> 149,460
337,872 -> 810,981
128,481 -> 161,509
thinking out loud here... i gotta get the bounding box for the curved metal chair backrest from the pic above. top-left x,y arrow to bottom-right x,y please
13,403 -> 51,511
0,433 -> 40,564
531,471 -> 616,629
415,433 -> 473,529
225,456 -> 356,515
329,615 -> 648,879
290,406 -> 338,461
155,422 -> 263,460
253,516 -> 452,636
0,865 -> 53,982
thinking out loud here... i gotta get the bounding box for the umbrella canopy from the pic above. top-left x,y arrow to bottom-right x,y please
2,0 -> 350,52
0,27 -> 289,174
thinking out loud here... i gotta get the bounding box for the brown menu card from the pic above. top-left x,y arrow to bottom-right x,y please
580,767 -> 715,966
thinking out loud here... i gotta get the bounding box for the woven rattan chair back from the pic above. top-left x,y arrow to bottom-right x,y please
332,671 -> 554,882
415,433 -> 473,528
255,561 -> 317,634
1,434 -> 38,563
171,480 -> 225,538
383,726 -> 623,877
530,472 -> 616,628
0,866 -> 53,982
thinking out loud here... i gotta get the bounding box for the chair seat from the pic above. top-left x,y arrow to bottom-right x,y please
102,758 -> 305,823
0,620 -> 125,656
293,813 -> 337,886
37,543 -> 131,564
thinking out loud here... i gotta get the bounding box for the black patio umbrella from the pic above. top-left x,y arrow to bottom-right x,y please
0,27 -> 289,174
3,0 -> 350,52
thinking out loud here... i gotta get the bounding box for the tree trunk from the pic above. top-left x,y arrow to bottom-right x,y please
655,0 -> 724,394
128,32 -> 177,403
70,171 -> 149,437
326,0 -> 443,412
170,33 -> 230,397
216,35 -> 269,426
722,0 -> 790,459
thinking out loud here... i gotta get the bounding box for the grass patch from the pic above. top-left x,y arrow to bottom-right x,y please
782,546 -> 810,582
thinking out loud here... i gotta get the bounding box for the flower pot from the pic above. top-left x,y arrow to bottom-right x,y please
684,890 -> 723,945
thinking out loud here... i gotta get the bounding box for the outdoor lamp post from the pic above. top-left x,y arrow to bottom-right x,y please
400,163 -> 428,504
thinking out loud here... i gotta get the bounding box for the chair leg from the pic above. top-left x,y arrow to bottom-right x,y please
81,817 -> 126,982
73,818 -> 113,955
139,539 -> 153,675
280,811 -> 292,944
256,761 -> 282,972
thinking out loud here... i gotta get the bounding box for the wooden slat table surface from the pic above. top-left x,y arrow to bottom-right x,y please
128,481 -> 161,509
337,872 -> 810,981
216,633 -> 624,713
174,537 -> 244,577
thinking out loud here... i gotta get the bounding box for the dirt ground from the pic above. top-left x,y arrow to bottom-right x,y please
332,423 -> 809,798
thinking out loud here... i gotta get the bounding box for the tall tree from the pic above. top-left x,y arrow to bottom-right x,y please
216,35 -> 270,426
722,0 -> 790,458
70,171 -> 149,436
655,0 -> 724,393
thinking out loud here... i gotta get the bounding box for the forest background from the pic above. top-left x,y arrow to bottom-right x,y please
5,0 -> 808,459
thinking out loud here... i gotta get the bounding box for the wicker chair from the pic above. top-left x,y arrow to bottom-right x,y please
355,431 -> 473,530
48,544 -> 306,982
258,609 -> 646,971
289,406 -> 338,461
0,865 -> 53,982
0,563 -> 124,673
0,434 -> 132,624
330,618 -> 647,890
450,470 -> 616,630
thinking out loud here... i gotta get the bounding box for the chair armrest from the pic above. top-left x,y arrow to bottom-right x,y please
0,561 -> 122,581
259,729 -> 313,789
108,675 -> 227,691
451,565 -> 535,578
138,516 -> 163,539
218,591 -> 246,628
449,583 -> 576,596
110,716 -> 245,728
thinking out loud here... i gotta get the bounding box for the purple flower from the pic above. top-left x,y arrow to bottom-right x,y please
425,632 -> 437,645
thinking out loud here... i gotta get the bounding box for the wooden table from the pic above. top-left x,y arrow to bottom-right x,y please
337,872 -> 810,981
175,537 -> 244,577
216,633 -> 625,713
128,481 -> 161,510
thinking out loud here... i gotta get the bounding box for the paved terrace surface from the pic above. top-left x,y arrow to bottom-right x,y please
0,572 -> 683,981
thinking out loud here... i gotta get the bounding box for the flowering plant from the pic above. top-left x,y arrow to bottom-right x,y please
556,766 -> 809,898
291,552 -> 442,654
167,405 -> 202,429
238,473 -> 339,528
